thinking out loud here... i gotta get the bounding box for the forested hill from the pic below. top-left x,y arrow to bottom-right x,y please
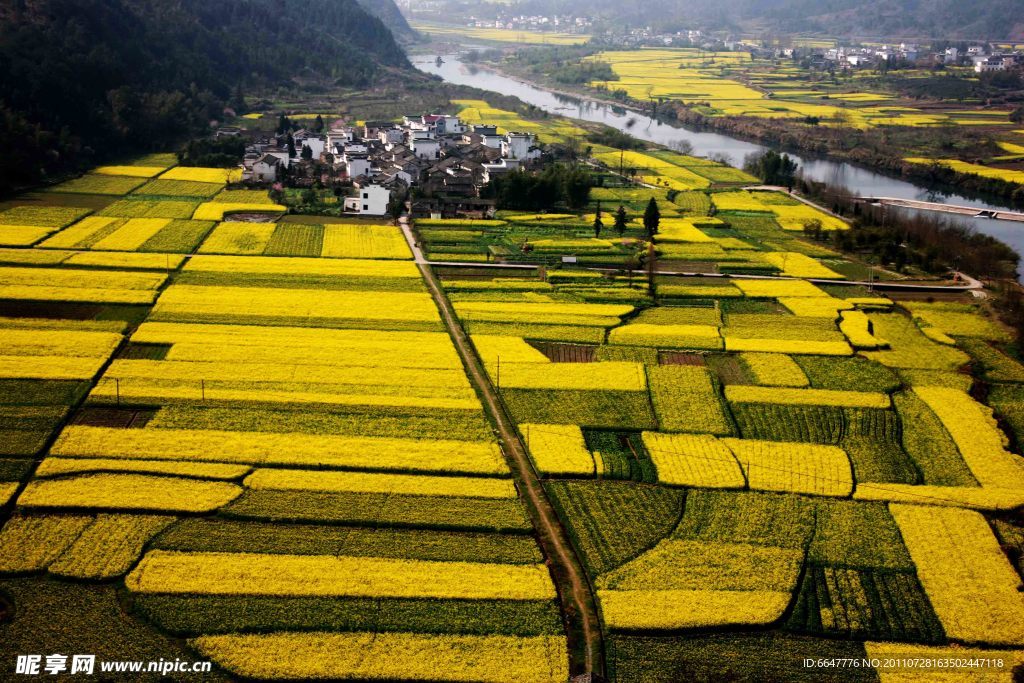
0,0 -> 410,191
355,0 -> 419,43
519,0 -> 1024,39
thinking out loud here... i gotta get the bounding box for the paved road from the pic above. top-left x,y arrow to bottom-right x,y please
400,216 -> 606,678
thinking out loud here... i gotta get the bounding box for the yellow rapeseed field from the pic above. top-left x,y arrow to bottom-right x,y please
192,632 -> 569,682
892,504 -> 1024,645
127,550 -> 557,600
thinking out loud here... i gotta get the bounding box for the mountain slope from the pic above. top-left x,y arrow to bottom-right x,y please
356,0 -> 419,43
0,0 -> 410,190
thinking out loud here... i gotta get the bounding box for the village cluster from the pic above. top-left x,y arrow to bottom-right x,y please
229,114 -> 540,216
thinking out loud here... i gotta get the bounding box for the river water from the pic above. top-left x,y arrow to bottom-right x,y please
414,54 -> 1024,275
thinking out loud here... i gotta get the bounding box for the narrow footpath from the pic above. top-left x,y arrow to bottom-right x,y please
400,217 -> 606,679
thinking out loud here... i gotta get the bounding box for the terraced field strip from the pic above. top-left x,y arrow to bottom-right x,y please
415,253 -> 606,677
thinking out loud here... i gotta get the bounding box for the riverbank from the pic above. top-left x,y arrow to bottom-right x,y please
475,57 -> 1024,209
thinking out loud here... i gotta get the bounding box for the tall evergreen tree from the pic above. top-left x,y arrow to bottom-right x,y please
643,197 -> 660,238
614,205 -> 628,236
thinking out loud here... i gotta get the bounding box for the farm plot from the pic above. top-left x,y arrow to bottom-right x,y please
0,206 -> 93,246
0,204 -> 569,679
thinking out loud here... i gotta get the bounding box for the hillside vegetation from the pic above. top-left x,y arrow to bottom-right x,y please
0,0 -> 409,190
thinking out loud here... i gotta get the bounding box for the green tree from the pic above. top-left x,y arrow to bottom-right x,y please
643,197 -> 660,238
614,205 -> 628,236
593,201 -> 603,238
314,114 -> 325,132
301,144 -> 313,160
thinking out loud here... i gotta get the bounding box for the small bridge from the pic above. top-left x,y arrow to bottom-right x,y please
858,197 -> 1024,223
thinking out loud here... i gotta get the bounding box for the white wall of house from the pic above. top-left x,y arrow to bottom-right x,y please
344,184 -> 391,215
412,138 -> 441,160
253,161 -> 279,182
345,157 -> 373,178
503,133 -> 539,160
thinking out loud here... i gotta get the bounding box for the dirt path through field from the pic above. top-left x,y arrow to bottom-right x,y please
406,222 -> 605,678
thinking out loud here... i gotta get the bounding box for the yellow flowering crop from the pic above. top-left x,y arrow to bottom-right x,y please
865,643 -> 1024,682
18,473 -> 241,512
658,284 -> 743,298
779,296 -> 855,318
648,365 -> 733,434
762,252 -> 843,279
854,484 -> 1024,510
0,265 -> 166,292
35,457 -> 250,480
321,223 -> 413,260
0,514 -> 95,573
522,424 -> 594,476
244,469 -> 517,499
741,352 -> 809,387
104,358 -> 470,389
0,226 -> 51,246
726,385 -> 891,409
913,387 -> 1024,489
1,328 -> 121,358
598,588 -> 791,630
137,323 -> 461,369
642,432 -> 744,488
127,550 -> 557,600
153,284 -> 441,324
88,379 -> 481,412
723,438 -> 853,497
0,355 -> 109,380
39,216 -> 119,248
64,251 -> 186,270
903,302 -> 1010,342
496,361 -> 647,391
733,279 -> 830,298
192,202 -> 285,221
724,337 -> 853,356
212,189 -> 274,204
94,165 -> 165,178
652,218 -> 715,243
52,426 -> 507,475
839,310 -> 887,349
192,632 -> 568,682
863,313 -> 970,370
184,254 -> 419,278
472,335 -> 551,365
197,222 -> 276,254
891,504 -> 1024,645
771,204 -> 848,231
160,166 -> 241,184
0,483 -> 16,507
48,514 -> 174,579
455,300 -> 632,322
88,218 -> 171,251
598,539 -> 802,593
608,323 -> 722,350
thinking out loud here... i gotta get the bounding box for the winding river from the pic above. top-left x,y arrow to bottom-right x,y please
414,54 -> 1024,277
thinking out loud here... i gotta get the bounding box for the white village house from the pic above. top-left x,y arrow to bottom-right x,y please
344,182 -> 391,215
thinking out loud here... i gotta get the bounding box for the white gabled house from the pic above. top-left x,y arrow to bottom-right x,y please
252,154 -> 282,182
344,183 -> 391,216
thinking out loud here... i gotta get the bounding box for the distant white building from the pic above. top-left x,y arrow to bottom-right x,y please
344,183 -> 391,215
344,154 -> 373,179
503,132 -> 540,160
975,57 -> 1007,73
944,47 -> 959,63
252,154 -> 281,182
412,137 -> 441,160
434,115 -> 465,136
